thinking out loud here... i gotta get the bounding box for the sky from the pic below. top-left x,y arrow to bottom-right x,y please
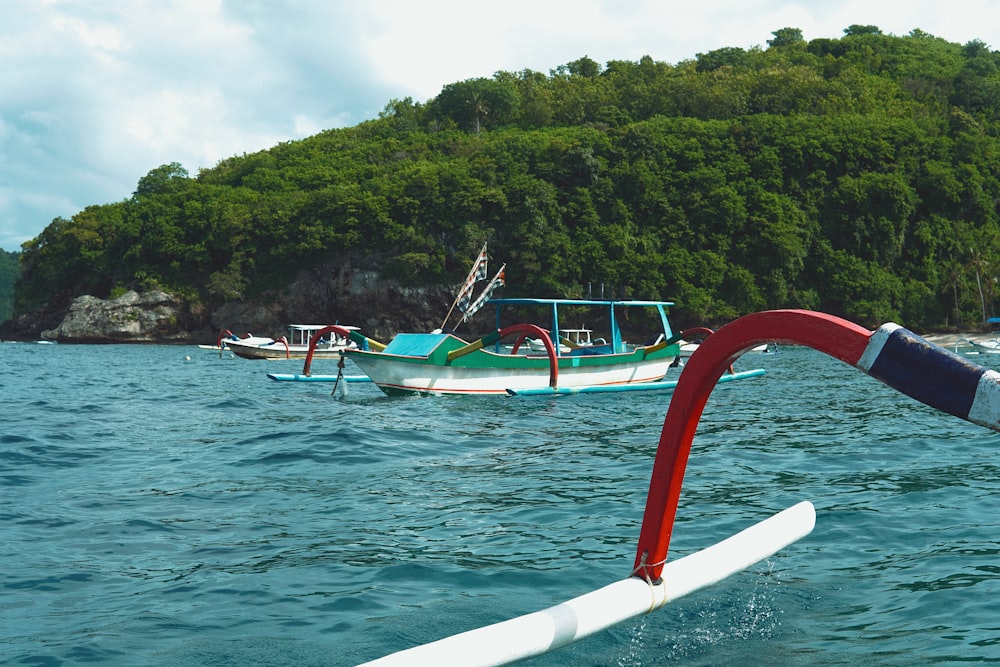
3,0 -> 1000,253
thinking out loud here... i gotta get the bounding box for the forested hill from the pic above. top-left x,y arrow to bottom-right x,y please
9,25 -> 1000,333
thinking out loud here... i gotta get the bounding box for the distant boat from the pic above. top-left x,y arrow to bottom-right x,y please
350,298 -> 682,396
227,324 -> 359,360
197,329 -> 242,352
679,339 -> 773,357
526,326 -> 606,353
675,324 -> 772,358
954,337 -> 1000,355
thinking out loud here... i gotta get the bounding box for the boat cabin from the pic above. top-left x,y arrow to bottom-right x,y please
560,328 -> 594,346
286,324 -> 359,346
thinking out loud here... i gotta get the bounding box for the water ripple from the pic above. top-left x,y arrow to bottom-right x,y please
2,344 -> 999,664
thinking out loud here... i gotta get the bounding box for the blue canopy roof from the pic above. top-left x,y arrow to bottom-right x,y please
487,298 -> 674,308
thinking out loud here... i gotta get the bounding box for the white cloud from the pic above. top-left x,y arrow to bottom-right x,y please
2,0 -> 1000,251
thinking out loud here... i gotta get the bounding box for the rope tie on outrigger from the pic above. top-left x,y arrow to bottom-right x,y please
630,550 -> 669,613
331,354 -> 347,397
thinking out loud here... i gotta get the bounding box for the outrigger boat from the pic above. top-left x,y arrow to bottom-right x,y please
227,323 -> 359,360
197,329 -> 244,352
679,338 -> 773,357
335,297 -> 677,396
279,298 -> 765,396
954,337 -> 1000,355
268,248 -> 765,394
676,325 -> 774,357
357,309 -> 1000,666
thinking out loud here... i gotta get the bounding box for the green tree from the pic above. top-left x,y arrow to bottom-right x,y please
768,27 -> 805,48
433,78 -> 519,133
0,249 -> 19,322
11,27 -> 1000,333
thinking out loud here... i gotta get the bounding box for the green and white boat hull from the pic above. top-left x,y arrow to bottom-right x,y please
347,332 -> 678,396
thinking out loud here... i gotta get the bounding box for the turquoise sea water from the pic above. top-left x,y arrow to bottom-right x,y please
2,340 -> 1000,665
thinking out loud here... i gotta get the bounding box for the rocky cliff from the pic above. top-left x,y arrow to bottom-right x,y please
40,290 -> 199,343
0,261 -> 463,344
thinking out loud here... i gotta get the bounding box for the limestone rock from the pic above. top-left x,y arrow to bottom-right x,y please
4,260 -> 477,343
40,290 -> 198,343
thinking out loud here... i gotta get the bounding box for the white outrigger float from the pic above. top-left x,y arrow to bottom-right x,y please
354,309 -> 1000,666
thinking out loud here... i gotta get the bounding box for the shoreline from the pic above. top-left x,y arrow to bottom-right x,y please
921,331 -> 997,346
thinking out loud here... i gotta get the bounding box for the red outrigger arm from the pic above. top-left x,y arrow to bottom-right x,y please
634,309 -> 1000,582
447,323 -> 558,388
306,322 -> 560,388
499,323 -> 558,389
215,329 -> 234,348
302,325 -> 362,376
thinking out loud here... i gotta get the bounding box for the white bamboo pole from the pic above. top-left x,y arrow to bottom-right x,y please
358,500 -> 815,667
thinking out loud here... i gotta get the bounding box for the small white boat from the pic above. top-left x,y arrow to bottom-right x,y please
227,324 -> 359,360
678,338 -> 772,357
954,337 -> 1000,355
526,337 -> 567,353
678,339 -> 701,357
526,327 -> 606,353
197,330 -> 241,352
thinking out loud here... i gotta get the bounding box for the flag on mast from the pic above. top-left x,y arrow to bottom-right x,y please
462,264 -> 506,323
440,242 -> 489,330
456,250 -> 488,314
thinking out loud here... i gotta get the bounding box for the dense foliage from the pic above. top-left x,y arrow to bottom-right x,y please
0,249 -> 17,323
11,25 -> 1000,330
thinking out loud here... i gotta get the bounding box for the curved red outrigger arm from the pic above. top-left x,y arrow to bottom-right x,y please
499,323 -> 558,389
634,309 -> 1000,582
215,329 -> 234,348
447,323 -> 559,389
301,325 -> 361,376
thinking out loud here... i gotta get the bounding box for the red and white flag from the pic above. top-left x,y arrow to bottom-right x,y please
462,264 -> 505,322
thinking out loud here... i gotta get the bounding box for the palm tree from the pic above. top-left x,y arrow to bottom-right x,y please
968,248 -> 990,324
470,89 -> 488,134
942,259 -> 966,327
